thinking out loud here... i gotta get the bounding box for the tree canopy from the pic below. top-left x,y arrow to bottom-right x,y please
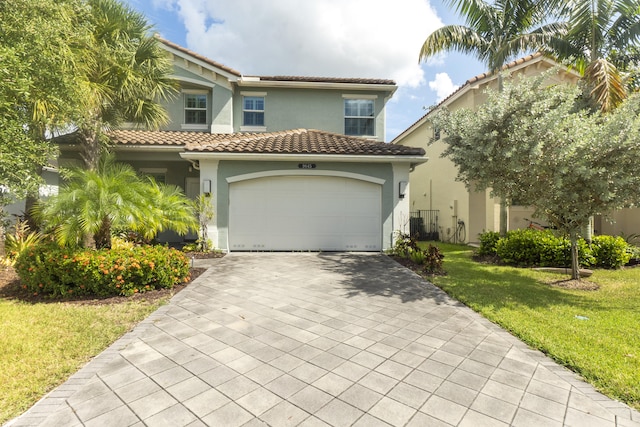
430,74 -> 640,278
0,0 -> 88,208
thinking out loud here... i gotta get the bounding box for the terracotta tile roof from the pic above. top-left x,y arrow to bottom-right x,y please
252,76 -> 396,85
156,36 -> 242,77
108,129 -> 425,156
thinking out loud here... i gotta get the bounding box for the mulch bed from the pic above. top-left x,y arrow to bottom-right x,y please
0,251 -> 224,306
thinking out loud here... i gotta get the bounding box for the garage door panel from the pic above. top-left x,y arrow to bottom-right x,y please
229,176 -> 381,251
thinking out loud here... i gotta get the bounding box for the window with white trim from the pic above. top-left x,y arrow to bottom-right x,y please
344,99 -> 374,136
184,93 -> 207,125
243,96 -> 265,126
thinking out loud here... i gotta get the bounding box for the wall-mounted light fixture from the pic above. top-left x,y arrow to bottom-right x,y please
203,179 -> 211,195
399,181 -> 408,199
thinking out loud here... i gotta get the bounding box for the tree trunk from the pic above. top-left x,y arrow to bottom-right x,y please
23,164 -> 44,232
570,232 -> 581,280
80,123 -> 103,171
500,201 -> 508,236
93,216 -> 112,249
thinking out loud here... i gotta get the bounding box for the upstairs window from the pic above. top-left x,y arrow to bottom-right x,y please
243,96 -> 265,126
184,93 -> 207,124
344,99 -> 374,136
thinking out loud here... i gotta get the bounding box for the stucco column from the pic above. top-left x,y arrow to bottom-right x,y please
198,159 -> 221,250
391,162 -> 412,248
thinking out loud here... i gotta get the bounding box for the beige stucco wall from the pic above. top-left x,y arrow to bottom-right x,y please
597,209 -> 640,237
395,57 -> 583,242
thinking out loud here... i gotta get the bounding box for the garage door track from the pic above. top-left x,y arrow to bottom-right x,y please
10,253 -> 640,426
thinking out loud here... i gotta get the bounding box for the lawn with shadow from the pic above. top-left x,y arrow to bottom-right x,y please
425,242 -> 640,410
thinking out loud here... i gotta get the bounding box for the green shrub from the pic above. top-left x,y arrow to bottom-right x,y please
15,243 -> 190,297
478,231 -> 501,256
496,229 -> 546,266
495,229 -> 595,268
423,244 -> 445,273
590,235 -> 631,269
409,250 -> 425,264
390,232 -> 421,258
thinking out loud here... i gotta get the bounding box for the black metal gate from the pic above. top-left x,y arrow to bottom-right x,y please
409,210 -> 439,241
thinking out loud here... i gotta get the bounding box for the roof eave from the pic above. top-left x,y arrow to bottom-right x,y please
238,79 -> 397,94
180,151 -> 426,164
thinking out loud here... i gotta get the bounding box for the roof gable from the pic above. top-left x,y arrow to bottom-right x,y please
392,53 -> 580,144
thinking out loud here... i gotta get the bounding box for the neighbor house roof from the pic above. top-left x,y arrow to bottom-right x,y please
108,129 -> 425,156
391,53 -> 580,144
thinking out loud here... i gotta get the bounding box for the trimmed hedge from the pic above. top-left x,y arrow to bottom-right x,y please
480,230 -> 630,269
15,243 -> 190,297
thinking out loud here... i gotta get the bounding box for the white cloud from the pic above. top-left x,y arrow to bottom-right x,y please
428,72 -> 459,102
157,0 -> 443,88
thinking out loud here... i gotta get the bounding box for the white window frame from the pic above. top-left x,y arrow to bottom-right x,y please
182,90 -> 208,130
343,94 -> 377,138
241,91 -> 267,132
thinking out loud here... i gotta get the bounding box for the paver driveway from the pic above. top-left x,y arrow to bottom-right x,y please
10,253 -> 640,427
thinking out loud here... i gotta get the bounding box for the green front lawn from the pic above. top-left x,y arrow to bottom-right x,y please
423,242 -> 640,410
0,292 -> 164,424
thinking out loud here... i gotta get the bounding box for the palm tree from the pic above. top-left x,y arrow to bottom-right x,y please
419,0 -> 565,235
547,0 -> 640,112
78,0 -> 177,170
420,0 -> 565,74
34,156 -> 197,249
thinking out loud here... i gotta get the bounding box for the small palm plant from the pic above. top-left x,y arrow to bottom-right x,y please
34,155 -> 197,249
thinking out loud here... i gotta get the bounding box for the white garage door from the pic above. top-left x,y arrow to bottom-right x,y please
229,176 -> 382,251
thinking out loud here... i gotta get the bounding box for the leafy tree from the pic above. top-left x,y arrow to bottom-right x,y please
34,156 -> 197,249
0,0 -> 88,250
548,0 -> 640,111
419,0 -> 565,235
76,0 -> 177,170
430,74 -> 640,279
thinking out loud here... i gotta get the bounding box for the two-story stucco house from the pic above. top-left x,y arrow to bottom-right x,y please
57,38 -> 426,252
393,54 -> 582,244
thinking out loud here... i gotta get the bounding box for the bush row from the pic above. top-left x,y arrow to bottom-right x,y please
15,243 -> 190,297
478,229 -> 632,269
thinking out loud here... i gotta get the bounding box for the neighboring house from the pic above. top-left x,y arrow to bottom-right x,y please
57,38 -> 427,252
393,54 -> 583,243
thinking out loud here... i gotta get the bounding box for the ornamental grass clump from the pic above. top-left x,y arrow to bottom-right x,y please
15,243 -> 190,297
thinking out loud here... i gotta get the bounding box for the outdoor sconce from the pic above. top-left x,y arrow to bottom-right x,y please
203,179 -> 211,195
399,181 -> 408,199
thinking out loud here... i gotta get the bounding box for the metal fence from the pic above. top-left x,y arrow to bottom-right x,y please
409,210 -> 440,241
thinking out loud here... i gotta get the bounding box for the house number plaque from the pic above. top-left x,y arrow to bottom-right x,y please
298,163 -> 316,169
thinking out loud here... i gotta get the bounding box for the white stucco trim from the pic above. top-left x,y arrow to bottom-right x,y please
240,91 -> 267,97
342,94 -> 379,99
226,170 -> 386,185
170,75 -> 216,89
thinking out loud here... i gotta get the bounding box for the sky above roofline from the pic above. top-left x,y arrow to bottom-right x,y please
124,0 -> 489,141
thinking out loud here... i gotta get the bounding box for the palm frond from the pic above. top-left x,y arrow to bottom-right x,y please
584,58 -> 627,111
420,25 -> 486,63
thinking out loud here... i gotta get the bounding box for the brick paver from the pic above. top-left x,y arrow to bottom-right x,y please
7,253 -> 640,426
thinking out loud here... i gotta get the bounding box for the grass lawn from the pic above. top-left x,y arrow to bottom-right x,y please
421,242 -> 640,410
0,289 -> 165,424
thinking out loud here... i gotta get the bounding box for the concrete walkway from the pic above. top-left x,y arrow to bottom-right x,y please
8,253 -> 640,427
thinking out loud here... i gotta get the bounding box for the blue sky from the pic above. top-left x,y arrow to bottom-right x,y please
123,0 -> 488,141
